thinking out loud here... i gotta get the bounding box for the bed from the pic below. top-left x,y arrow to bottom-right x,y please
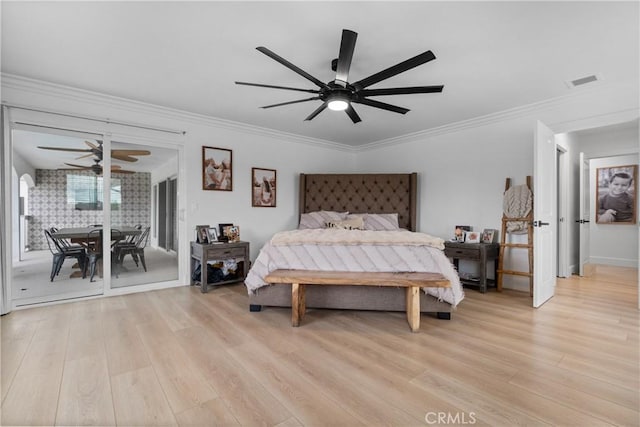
244,173 -> 463,317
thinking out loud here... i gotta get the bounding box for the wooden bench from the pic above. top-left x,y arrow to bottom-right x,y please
263,269 -> 450,332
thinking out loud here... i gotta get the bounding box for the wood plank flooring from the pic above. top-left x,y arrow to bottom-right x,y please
1,265 -> 638,426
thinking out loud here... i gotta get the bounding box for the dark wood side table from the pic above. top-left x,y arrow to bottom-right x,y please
190,241 -> 250,293
444,241 -> 500,293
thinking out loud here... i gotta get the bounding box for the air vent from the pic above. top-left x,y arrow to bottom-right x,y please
566,73 -> 603,88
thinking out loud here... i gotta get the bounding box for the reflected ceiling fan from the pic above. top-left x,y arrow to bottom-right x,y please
38,140 -> 150,162
236,29 -> 444,123
58,159 -> 135,175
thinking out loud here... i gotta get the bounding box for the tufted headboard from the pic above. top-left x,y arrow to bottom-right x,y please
298,173 -> 418,231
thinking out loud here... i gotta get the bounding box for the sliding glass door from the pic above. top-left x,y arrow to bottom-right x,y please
11,127 -> 105,306
109,140 -> 179,289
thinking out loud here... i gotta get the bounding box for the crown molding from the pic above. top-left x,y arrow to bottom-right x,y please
358,79 -> 639,151
1,73 -> 356,153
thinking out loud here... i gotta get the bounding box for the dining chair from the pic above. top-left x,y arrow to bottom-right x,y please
44,229 -> 86,281
82,228 -> 103,282
49,227 -> 84,251
115,226 -> 150,273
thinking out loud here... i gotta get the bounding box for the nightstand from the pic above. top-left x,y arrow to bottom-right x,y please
190,241 -> 250,293
444,241 -> 499,293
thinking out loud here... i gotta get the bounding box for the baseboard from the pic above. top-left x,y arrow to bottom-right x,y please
589,256 -> 637,268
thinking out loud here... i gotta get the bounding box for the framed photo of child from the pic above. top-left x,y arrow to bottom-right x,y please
596,165 -> 636,224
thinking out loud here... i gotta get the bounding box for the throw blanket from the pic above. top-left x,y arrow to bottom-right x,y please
271,229 -> 445,250
246,229 -> 464,306
503,184 -> 532,234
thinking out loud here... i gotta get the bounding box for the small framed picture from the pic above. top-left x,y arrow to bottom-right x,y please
226,225 -> 240,243
207,227 -> 219,243
481,229 -> 497,243
203,146 -> 232,191
252,167 -> 277,207
465,231 -> 481,243
454,225 -> 471,242
218,223 -> 233,242
196,225 -> 210,244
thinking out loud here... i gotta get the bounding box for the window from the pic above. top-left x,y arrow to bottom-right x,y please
66,174 -> 121,210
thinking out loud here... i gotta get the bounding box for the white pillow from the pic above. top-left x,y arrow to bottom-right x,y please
361,213 -> 400,230
298,211 -> 349,229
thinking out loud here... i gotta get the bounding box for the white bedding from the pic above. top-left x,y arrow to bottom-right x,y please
245,229 -> 464,306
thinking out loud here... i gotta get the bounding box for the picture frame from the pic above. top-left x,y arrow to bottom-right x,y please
596,165 -> 636,224
195,225 -> 210,244
465,231 -> 481,243
454,225 -> 471,242
481,229 -> 497,243
218,223 -> 233,242
207,227 -> 219,243
202,146 -> 232,191
251,167 -> 277,207
226,225 -> 240,243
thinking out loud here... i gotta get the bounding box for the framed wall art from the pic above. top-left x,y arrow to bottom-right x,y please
202,146 -> 232,191
251,167 -> 276,207
596,164 -> 636,224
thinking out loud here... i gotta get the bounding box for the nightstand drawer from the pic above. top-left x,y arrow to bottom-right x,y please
444,247 -> 480,260
205,246 -> 246,259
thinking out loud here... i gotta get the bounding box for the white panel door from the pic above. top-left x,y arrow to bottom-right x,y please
578,152 -> 591,276
533,121 -> 557,308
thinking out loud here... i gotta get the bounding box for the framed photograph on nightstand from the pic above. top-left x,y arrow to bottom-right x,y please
481,229 -> 497,243
465,231 -> 481,243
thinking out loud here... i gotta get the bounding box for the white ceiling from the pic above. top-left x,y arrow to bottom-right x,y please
2,1 -> 639,148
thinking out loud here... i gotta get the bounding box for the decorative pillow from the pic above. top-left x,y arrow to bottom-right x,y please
298,211 -> 349,229
361,213 -> 401,231
325,216 -> 365,230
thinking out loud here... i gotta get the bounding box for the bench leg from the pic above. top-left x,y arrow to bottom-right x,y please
405,286 -> 420,332
291,282 -> 306,327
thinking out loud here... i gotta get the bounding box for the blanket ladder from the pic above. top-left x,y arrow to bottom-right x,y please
496,176 -> 534,296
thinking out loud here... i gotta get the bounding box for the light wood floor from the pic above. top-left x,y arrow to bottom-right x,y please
2,265 -> 638,426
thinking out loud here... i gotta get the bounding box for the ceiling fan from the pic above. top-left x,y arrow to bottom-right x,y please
236,29 -> 444,123
59,159 -> 135,175
38,140 -> 151,162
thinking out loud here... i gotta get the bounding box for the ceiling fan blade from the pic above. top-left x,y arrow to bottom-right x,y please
261,96 -> 321,109
111,149 -> 150,156
353,50 -> 436,90
84,140 -> 99,149
111,153 -> 139,162
256,46 -> 328,89
304,102 -> 328,121
352,97 -> 410,114
335,29 -> 357,87
38,146 -> 91,153
112,168 -> 135,174
359,85 -> 444,96
64,162 -> 92,169
345,105 -> 362,123
75,153 -> 95,160
235,81 -> 320,94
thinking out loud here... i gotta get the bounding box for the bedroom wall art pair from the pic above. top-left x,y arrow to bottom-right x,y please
201,146 -> 276,207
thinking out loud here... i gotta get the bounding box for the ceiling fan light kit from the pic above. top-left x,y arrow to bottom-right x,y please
236,29 -> 443,123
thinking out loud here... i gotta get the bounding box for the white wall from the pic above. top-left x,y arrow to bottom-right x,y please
355,82 -> 639,290
588,154 -> 639,267
566,123 -> 639,270
2,76 -> 357,283
2,75 -> 638,292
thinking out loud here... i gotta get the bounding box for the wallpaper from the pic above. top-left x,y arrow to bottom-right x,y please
28,169 -> 151,250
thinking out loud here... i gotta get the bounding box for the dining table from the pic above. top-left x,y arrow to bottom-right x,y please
51,226 -> 142,278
